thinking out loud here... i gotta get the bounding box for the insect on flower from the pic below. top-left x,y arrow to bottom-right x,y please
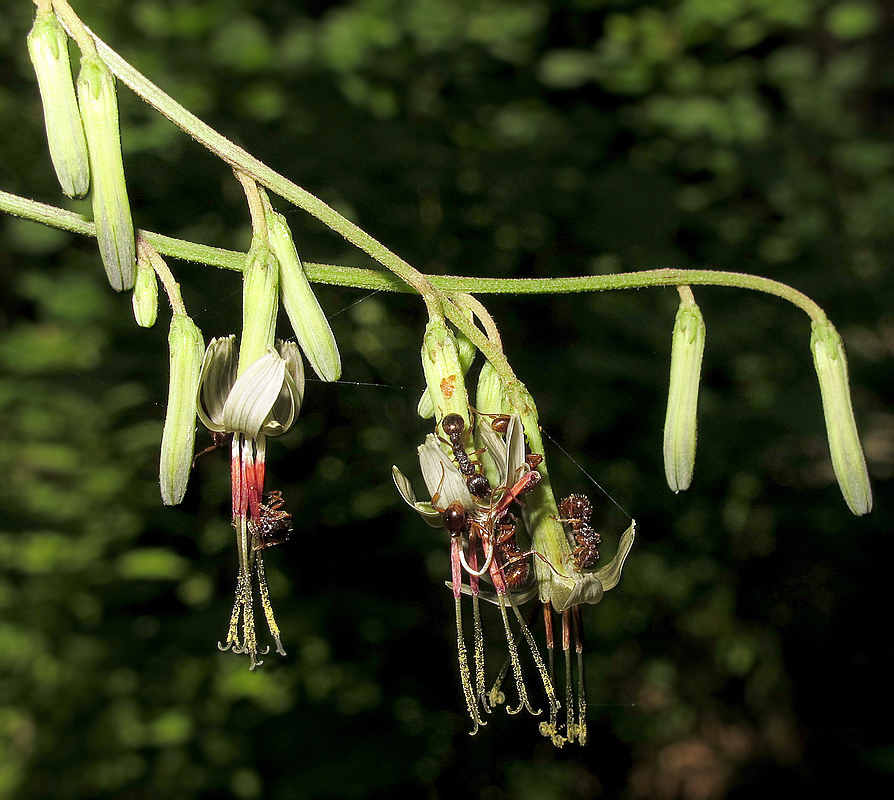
394,414 -> 559,735
440,413 -> 492,498
251,490 -> 293,551
558,494 -> 601,571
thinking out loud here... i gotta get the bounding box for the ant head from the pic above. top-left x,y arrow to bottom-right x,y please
441,413 -> 466,438
559,494 -> 592,520
491,414 -> 510,434
443,501 -> 467,536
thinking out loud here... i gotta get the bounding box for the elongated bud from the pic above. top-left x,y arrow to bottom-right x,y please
663,288 -> 705,493
77,54 -> 136,291
810,319 -> 872,515
266,211 -> 341,382
238,245 -> 279,375
418,328 -> 475,418
131,252 -> 158,328
27,11 -> 90,198
160,313 -> 204,505
475,359 -> 510,416
421,318 -> 470,425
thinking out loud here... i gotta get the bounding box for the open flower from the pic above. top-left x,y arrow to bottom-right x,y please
394,415 -> 559,735
197,336 -> 304,668
395,405 -> 637,746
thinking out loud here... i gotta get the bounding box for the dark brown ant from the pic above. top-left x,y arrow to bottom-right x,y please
192,431 -> 232,466
494,513 -> 531,589
251,490 -> 292,551
441,413 -> 492,498
558,494 -> 601,571
441,500 -> 468,538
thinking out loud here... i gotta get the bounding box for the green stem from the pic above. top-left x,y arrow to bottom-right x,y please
0,189 -> 827,324
58,12 -> 442,316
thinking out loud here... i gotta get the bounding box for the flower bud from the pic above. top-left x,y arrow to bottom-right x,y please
76,54 -> 135,291
160,313 -> 204,505
131,252 -> 158,328
420,317 -> 470,425
475,359 -> 510,417
238,246 -> 279,375
810,319 -> 872,515
663,289 -> 705,493
27,11 -> 90,198
418,328 -> 475,418
267,211 -> 341,382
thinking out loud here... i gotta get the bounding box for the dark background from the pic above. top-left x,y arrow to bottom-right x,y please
1,1 -> 892,797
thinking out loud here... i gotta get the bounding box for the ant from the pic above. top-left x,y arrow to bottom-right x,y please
493,513 -> 531,589
251,490 -> 292,551
192,431 -> 232,467
558,494 -> 601,571
440,413 -> 491,498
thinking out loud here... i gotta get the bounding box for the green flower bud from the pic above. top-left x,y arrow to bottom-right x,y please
267,211 -> 341,382
160,313 -> 204,505
475,359 -> 510,417
420,317 -> 470,426
131,252 -> 158,328
27,11 -> 89,198
810,319 -> 872,515
418,328 -> 476,418
663,289 -> 705,493
239,245 -> 279,375
76,54 -> 135,291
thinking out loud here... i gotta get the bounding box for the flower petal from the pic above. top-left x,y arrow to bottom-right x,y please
392,466 -> 443,527
197,336 -> 237,431
221,352 -> 286,438
418,434 -> 473,508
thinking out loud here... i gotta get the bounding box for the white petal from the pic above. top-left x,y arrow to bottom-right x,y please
392,466 -> 443,527
221,352 -> 286,438
196,336 -> 237,430
418,434 -> 473,508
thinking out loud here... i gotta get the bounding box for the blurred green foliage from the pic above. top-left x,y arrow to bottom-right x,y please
0,0 -> 892,798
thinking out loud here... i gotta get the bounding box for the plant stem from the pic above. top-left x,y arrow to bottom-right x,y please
0,188 -> 827,324
56,11 -> 443,316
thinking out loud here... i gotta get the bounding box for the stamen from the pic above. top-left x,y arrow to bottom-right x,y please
542,602 -> 555,682
255,552 -> 286,656
573,605 -> 588,746
466,529 -> 490,714
507,594 -> 559,731
454,596 -> 485,734
497,596 -> 539,716
562,609 -> 574,746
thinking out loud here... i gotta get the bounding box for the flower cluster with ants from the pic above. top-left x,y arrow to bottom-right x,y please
16,0 -> 873,750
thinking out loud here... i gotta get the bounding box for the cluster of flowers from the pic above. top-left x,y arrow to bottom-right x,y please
25,0 -> 872,748
393,318 -> 636,746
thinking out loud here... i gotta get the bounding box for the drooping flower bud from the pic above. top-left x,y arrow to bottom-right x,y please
810,319 -> 872,515
267,210 -> 341,382
76,54 -> 135,291
663,288 -> 705,493
475,359 -> 510,417
420,317 -> 471,426
160,313 -> 204,505
131,251 -> 158,328
418,327 -> 475,418
27,10 -> 90,198
238,245 -> 279,375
